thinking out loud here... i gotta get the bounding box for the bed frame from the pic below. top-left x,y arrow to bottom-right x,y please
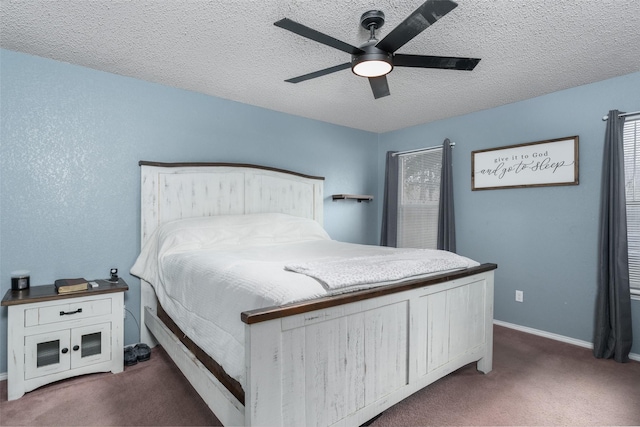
138,161 -> 496,427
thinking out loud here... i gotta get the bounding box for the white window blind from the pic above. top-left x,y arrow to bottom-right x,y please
397,148 -> 442,249
623,115 -> 640,292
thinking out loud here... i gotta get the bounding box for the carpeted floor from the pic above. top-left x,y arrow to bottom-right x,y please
370,326 -> 640,426
1,325 -> 639,426
0,346 -> 219,426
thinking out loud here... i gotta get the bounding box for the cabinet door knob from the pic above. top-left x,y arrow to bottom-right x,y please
61,348 -> 69,354
73,345 -> 80,351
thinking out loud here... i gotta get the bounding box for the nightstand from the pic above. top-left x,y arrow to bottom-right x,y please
1,279 -> 128,400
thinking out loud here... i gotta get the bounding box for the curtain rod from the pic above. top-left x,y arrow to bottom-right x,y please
392,142 -> 455,157
602,111 -> 640,121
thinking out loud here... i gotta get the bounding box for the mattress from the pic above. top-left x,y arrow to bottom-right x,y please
131,213 -> 479,388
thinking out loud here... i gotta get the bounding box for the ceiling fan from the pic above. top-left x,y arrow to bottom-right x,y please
274,0 -> 480,99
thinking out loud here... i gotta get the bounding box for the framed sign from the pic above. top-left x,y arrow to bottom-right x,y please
472,136 -> 579,190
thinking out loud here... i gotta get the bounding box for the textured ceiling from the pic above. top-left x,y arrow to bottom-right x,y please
1,0 -> 640,133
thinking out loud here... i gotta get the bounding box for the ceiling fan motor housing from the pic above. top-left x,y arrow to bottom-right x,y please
351,39 -> 393,77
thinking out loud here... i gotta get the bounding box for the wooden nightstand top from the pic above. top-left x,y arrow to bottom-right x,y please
1,279 -> 128,307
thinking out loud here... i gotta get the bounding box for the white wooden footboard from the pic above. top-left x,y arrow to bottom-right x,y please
244,269 -> 494,427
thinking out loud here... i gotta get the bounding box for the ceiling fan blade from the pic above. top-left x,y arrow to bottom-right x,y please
275,18 -> 364,55
369,75 -> 390,99
394,54 -> 480,70
376,0 -> 458,53
285,62 -> 352,83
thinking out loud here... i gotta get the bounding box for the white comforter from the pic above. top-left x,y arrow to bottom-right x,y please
130,214 -> 479,388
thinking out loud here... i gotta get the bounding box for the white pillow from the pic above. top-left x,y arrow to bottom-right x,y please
158,213 -> 329,251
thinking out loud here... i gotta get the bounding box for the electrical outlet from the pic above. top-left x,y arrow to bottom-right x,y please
515,290 -> 523,303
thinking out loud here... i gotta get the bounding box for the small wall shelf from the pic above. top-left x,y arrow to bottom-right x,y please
332,194 -> 373,203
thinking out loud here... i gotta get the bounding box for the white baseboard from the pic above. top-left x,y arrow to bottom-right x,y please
494,319 -> 640,362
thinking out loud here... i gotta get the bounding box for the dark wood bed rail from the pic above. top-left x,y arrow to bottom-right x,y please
157,303 -> 245,404
241,263 -> 497,324
138,161 -> 325,181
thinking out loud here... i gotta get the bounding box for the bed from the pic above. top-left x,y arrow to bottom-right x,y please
133,161 -> 497,427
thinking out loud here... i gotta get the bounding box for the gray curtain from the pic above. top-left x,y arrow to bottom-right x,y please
593,110 -> 633,362
437,138 -> 456,252
380,151 -> 398,247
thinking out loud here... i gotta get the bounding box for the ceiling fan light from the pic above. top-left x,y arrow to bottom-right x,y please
352,59 -> 393,77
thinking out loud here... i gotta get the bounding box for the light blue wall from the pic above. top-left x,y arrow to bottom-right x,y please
378,71 -> 640,356
0,49 -> 379,373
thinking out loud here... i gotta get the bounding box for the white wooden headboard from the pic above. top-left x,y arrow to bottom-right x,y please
139,162 -> 325,246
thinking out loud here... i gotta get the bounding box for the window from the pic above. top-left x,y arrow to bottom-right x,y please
623,114 -> 640,297
397,148 -> 442,249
